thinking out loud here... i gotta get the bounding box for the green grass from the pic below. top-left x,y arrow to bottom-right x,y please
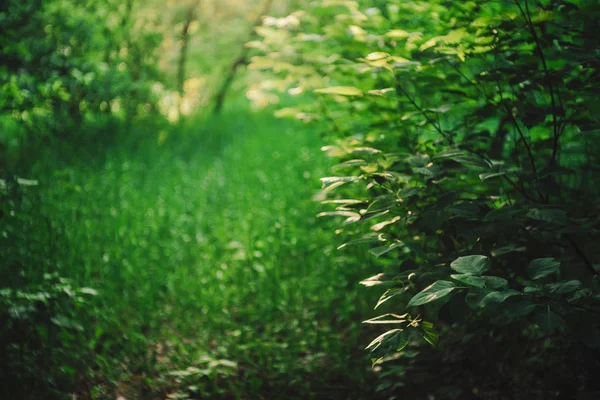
2,107 -> 384,399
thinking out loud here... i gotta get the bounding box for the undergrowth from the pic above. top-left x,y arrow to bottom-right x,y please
1,108 -> 383,399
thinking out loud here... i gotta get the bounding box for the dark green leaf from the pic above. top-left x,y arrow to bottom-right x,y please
450,274 -> 486,288
528,258 -> 560,280
535,307 -> 565,333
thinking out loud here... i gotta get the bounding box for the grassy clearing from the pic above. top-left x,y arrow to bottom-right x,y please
3,108 -> 383,398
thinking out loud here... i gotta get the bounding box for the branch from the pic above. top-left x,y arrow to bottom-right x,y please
515,0 -> 564,166
394,79 -> 452,144
212,0 -> 273,114
495,78 -> 538,177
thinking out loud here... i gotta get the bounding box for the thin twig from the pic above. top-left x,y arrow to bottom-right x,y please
394,79 -> 452,144
495,78 -> 538,177
566,234 -> 597,275
515,0 -> 563,166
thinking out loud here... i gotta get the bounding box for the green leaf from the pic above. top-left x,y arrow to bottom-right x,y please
450,255 -> 491,275
450,274 -> 486,288
51,315 -> 83,331
466,289 -> 519,309
79,287 -> 98,296
479,172 -> 505,181
546,280 -> 582,294
374,287 -> 409,309
502,299 -> 536,318
448,156 -> 490,168
452,274 -> 506,289
527,258 -> 560,280
535,306 -> 565,333
526,208 -> 568,224
479,290 -> 520,307
408,280 -> 456,307
314,86 -> 363,96
337,235 -> 381,249
483,276 -> 508,289
364,52 -> 390,61
421,321 -> 439,346
366,329 -> 409,358
370,242 -> 404,257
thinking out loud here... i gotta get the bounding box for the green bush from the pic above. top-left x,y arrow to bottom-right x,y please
0,177 -> 100,398
254,0 -> 600,397
0,0 -> 162,144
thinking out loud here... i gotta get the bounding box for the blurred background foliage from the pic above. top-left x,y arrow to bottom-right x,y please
1,0 -> 599,399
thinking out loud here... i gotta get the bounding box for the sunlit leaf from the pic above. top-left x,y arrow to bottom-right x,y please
450,255 -> 491,275
314,86 -> 363,96
408,280 -> 456,307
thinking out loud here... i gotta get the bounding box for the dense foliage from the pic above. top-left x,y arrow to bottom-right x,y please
0,0 -> 162,145
252,0 -> 600,397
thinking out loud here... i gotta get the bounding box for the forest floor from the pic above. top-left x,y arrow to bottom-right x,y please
16,109 -> 385,399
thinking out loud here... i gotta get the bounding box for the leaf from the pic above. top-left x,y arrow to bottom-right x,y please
371,216 -> 401,231
535,306 -> 565,333
412,167 -> 437,177
433,149 -> 466,159
450,255 -> 491,275
367,88 -> 395,96
374,288 -> 409,309
479,172 -> 505,181
502,299 -> 536,318
333,159 -> 368,169
365,52 -> 389,61
408,280 -> 457,307
320,176 -> 362,185
466,289 -> 519,308
51,315 -> 83,331
16,177 -> 39,186
546,280 -> 582,294
483,276 -> 508,289
427,104 -> 452,113
79,287 -> 98,296
491,245 -> 527,257
337,235 -> 381,249
359,273 -> 395,287
450,274 -> 486,288
526,208 -> 568,224
421,321 -> 439,346
528,258 -> 560,280
317,211 -> 361,219
452,273 -> 506,289
351,147 -> 381,155
484,207 -> 525,222
479,290 -> 520,307
363,313 -> 408,324
314,86 -> 363,96
370,241 -> 404,257
366,329 -> 409,358
385,29 -> 410,39
448,156 -> 490,168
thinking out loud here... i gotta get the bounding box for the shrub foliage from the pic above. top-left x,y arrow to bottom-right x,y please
253,0 -> 600,397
